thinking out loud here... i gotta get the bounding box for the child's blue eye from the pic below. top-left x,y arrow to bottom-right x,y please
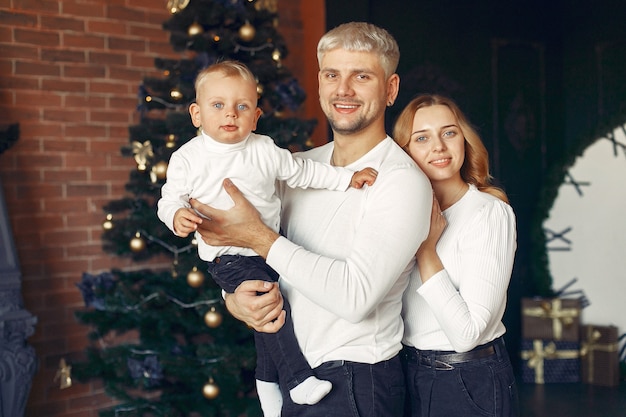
238,104 -> 248,110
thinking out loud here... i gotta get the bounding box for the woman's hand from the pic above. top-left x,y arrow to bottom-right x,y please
190,178 -> 279,258
416,194 -> 447,282
225,280 -> 286,333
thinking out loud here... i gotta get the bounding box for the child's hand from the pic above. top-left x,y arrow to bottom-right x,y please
350,167 -> 378,189
173,207 -> 204,237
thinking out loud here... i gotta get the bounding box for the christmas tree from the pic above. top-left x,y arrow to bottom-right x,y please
73,1 -> 316,416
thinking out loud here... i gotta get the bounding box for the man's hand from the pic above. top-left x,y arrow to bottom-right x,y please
225,280 -> 286,333
190,178 -> 279,258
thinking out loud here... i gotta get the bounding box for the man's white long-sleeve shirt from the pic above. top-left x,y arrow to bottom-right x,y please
267,137 -> 432,368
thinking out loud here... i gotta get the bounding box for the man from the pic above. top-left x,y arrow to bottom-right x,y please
191,22 -> 432,417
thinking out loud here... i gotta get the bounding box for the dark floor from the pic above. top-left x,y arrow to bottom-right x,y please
518,380 -> 626,417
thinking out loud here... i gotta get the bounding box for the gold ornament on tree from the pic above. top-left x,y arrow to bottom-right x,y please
202,377 -> 220,399
188,21 -> 204,37
238,21 -> 256,42
165,134 -> 177,149
170,88 -> 183,101
150,160 -> 168,183
167,0 -> 190,14
204,306 -> 223,328
186,266 -> 205,288
130,231 -> 146,252
54,358 -> 72,389
102,213 -> 114,230
132,140 -> 153,171
253,0 -> 278,12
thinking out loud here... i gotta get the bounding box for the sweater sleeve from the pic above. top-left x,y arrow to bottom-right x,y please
417,200 -> 517,352
157,151 -> 192,236
271,143 -> 353,191
267,164 -> 432,323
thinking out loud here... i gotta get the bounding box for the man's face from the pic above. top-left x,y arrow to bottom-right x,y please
318,49 -> 394,136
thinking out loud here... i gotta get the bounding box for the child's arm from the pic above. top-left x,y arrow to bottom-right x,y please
173,207 -> 204,238
350,167 -> 378,189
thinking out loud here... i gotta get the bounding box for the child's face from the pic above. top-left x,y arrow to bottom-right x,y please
189,72 -> 262,144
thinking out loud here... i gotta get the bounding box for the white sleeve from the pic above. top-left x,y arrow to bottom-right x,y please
267,165 -> 432,322
271,144 -> 353,191
157,151 -> 191,236
418,201 -> 517,351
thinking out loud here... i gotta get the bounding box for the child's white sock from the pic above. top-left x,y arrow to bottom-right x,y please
256,379 -> 283,417
289,376 -> 332,405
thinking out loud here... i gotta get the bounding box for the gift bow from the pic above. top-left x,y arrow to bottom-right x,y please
521,339 -> 579,384
523,298 -> 579,340
580,327 -> 619,383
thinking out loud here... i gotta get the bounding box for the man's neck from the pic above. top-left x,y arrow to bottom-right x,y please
331,129 -> 387,167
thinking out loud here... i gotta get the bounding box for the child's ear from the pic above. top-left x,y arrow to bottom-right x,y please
252,107 -> 263,130
189,102 -> 202,128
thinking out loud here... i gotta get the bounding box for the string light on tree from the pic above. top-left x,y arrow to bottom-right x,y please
202,377 -> 220,399
204,306 -> 223,328
272,48 -> 282,67
170,88 -> 183,101
187,21 -> 204,37
165,134 -> 177,149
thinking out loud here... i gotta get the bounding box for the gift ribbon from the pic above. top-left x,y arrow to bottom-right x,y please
521,339 -> 579,384
523,299 -> 579,340
580,327 -> 619,383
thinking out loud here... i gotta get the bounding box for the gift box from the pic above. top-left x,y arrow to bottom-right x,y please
521,297 -> 581,341
580,325 -> 620,387
520,339 -> 580,384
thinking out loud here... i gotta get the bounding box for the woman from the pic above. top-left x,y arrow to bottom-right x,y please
393,94 -> 518,417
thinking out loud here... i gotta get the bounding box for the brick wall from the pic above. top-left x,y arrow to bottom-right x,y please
0,1 -> 320,416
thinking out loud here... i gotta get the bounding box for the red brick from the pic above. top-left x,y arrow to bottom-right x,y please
109,36 -> 147,52
0,43 -> 39,59
43,108 -> 88,123
64,64 -> 106,79
14,28 -> 60,47
15,61 -> 61,77
87,19 -> 126,36
41,48 -> 86,63
64,32 -> 106,49
15,90 -> 63,107
0,9 -> 38,27
64,95 -> 106,110
88,50 -> 127,66
65,123 -> 108,138
41,15 -> 85,32
43,139 -> 88,153
41,78 -> 87,93
61,2 -> 106,19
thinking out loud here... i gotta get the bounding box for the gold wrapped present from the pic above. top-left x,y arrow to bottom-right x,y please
580,325 -> 620,387
521,339 -> 580,384
522,297 -> 581,341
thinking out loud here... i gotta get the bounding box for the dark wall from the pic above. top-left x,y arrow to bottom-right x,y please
326,0 -> 626,372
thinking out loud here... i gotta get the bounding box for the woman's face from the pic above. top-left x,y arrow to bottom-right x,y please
405,104 -> 465,184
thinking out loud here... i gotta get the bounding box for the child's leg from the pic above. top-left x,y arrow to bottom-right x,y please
260,297 -> 332,405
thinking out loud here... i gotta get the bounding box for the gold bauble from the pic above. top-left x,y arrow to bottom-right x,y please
188,22 -> 204,37
167,0 -> 190,14
238,21 -> 256,42
204,307 -> 223,328
153,160 -> 168,181
129,232 -> 146,252
102,213 -> 114,230
202,378 -> 219,399
256,83 -> 264,96
186,266 -> 205,288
